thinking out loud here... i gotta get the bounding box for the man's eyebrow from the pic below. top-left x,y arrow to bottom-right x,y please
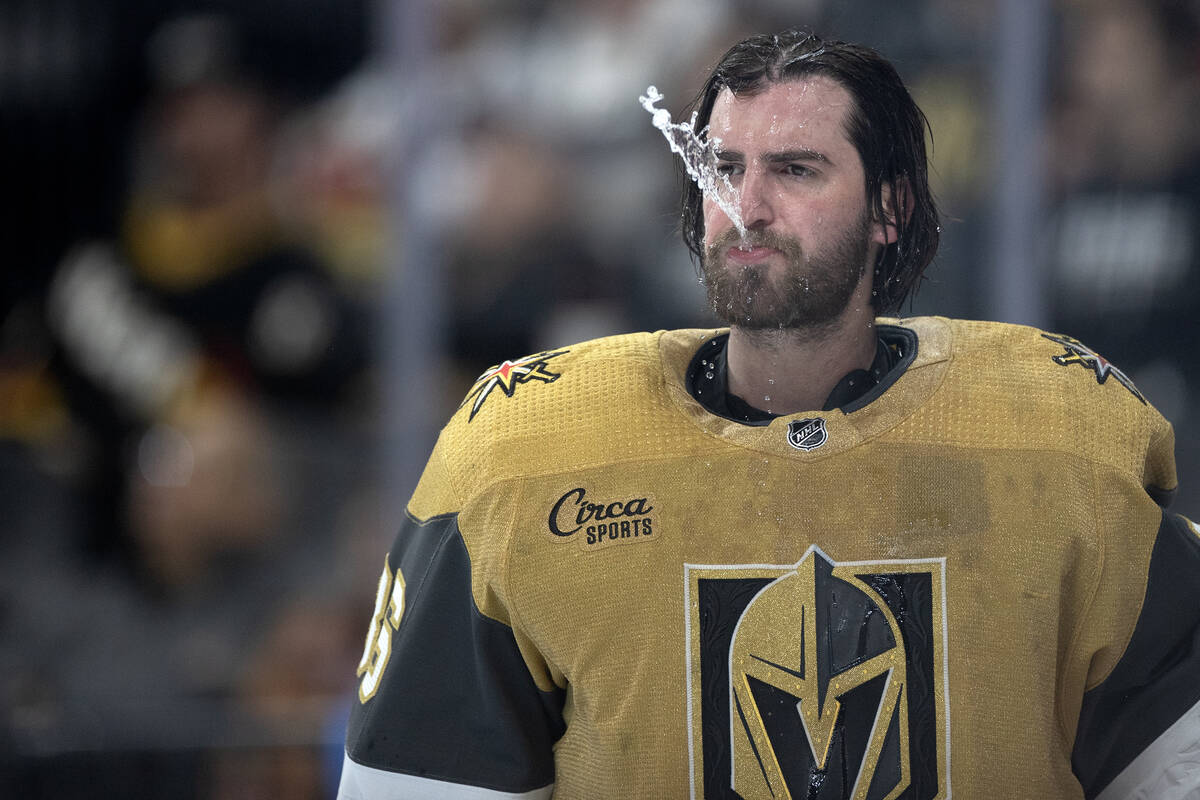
764,148 -> 831,165
713,148 -> 832,165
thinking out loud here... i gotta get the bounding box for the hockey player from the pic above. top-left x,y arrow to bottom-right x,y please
338,30 -> 1200,799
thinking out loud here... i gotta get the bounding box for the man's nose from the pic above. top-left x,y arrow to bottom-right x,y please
737,166 -> 774,229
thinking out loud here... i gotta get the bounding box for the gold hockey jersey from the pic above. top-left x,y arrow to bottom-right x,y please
340,317 -> 1200,800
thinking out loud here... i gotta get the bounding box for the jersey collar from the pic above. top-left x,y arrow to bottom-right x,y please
685,328 -> 916,425
657,317 -> 953,459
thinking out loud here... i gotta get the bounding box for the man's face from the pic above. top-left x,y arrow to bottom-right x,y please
701,77 -> 883,330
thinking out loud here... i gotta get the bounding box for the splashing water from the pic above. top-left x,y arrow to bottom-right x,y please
638,86 -> 747,239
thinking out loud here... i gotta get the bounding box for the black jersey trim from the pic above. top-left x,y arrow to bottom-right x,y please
684,325 -> 919,424
841,324 -> 919,414
1146,483 -> 1177,510
345,511 -> 565,793
1072,512 -> 1200,797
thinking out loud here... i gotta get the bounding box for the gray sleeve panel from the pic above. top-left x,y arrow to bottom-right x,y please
345,511 -> 565,794
1073,513 -> 1200,798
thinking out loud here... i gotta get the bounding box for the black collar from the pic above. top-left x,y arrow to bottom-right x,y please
685,326 -> 918,425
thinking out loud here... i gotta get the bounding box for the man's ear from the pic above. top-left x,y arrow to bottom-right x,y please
872,178 -> 913,246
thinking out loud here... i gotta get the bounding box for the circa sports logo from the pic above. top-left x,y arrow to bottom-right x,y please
548,487 -> 656,549
684,546 -> 950,800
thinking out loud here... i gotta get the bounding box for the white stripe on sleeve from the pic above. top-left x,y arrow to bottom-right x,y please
1095,694 -> 1200,800
337,752 -> 555,800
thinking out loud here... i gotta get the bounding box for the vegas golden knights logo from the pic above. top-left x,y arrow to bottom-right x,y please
685,547 -> 950,800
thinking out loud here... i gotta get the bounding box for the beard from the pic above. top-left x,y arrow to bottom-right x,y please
701,210 -> 872,332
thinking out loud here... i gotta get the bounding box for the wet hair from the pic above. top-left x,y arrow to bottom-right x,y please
680,30 -> 940,313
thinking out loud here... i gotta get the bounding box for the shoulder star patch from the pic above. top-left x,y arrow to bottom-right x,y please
461,349 -> 569,420
1041,333 -> 1146,404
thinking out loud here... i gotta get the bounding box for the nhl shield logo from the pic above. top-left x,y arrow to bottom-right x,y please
787,418 -> 828,451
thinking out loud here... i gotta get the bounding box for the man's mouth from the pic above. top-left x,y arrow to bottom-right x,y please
726,245 -> 779,264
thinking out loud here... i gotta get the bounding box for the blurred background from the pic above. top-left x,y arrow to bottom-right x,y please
1,0 -> 1197,796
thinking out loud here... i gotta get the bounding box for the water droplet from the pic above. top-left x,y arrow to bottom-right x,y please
764,395 -> 771,402
640,85 -> 746,237
705,371 -> 714,379
767,378 -> 775,385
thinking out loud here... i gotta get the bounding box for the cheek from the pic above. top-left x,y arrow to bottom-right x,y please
701,198 -> 727,242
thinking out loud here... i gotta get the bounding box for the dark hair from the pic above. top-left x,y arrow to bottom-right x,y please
680,30 -> 939,313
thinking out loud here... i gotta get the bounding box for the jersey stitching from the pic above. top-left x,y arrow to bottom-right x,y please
1147,419 -> 1178,491
501,477 -> 566,693
1088,462 -> 1154,695
435,431 -> 467,513
1059,462 -> 1157,751
1056,462 -> 1105,752
499,477 -> 523,632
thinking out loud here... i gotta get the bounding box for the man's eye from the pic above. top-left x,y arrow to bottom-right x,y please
785,164 -> 814,177
715,163 -> 742,176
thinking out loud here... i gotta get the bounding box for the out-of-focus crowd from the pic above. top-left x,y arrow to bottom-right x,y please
1,0 -> 1197,796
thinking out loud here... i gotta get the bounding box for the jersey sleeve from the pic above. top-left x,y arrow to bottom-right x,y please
339,436 -> 565,799
1071,508 -> 1200,799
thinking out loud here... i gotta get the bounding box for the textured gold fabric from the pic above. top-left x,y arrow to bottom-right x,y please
408,316 -> 1176,799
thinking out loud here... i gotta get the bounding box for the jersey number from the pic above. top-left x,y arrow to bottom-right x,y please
356,556 -> 406,702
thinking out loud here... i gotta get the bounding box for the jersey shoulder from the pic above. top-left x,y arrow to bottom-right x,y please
903,317 -> 1175,494
432,330 -> 701,500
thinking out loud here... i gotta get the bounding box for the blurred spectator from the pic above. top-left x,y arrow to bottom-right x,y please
42,12 -> 369,567
408,0 -> 738,375
1044,0 -> 1200,516
197,597 -> 363,800
1,8 -> 373,787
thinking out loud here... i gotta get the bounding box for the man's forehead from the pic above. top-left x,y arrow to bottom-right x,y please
709,77 -> 853,135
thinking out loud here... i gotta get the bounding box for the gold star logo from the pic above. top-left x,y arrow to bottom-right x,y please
1042,333 -> 1145,403
462,349 -> 569,420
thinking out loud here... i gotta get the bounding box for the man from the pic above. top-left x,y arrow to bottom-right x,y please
338,30 -> 1200,799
